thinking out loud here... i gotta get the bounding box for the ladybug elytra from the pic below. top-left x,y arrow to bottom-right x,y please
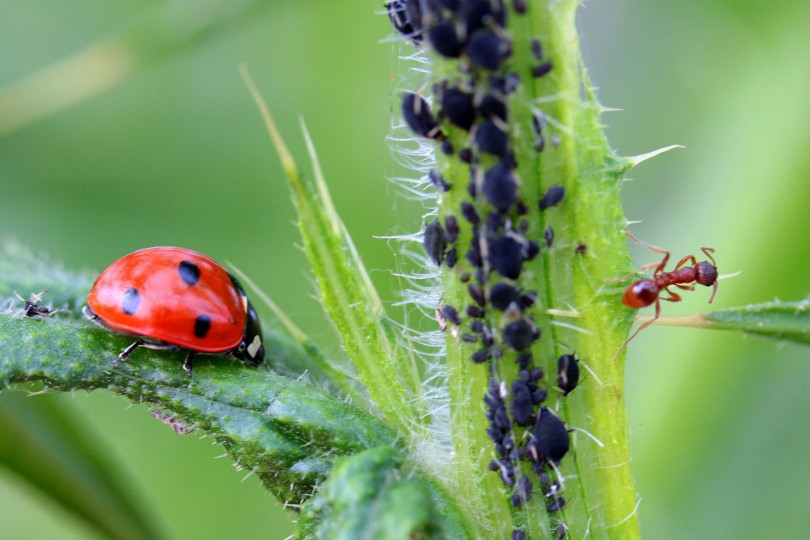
84,247 -> 265,376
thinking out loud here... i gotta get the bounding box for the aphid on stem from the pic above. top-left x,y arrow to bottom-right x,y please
615,233 -> 719,361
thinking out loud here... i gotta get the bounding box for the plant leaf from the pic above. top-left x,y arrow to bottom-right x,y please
295,446 -> 472,539
0,391 -> 163,540
700,300 -> 810,344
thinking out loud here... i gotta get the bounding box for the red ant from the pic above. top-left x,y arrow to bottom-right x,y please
614,233 -> 718,360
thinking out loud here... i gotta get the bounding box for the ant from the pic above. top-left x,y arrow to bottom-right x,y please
614,233 -> 718,361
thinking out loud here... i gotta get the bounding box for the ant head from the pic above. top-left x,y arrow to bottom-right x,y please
695,261 -> 718,287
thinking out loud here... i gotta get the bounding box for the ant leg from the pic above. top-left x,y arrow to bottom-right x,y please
701,247 -> 717,267
626,232 -> 670,274
613,300 -> 662,362
660,289 -> 682,303
673,255 -> 698,271
673,283 -> 695,291
709,281 -> 719,304
114,339 -> 144,367
183,351 -> 196,378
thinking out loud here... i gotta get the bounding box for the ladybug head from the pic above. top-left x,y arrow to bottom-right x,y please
233,300 -> 265,367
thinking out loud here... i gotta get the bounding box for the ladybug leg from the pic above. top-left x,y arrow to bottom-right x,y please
183,351 -> 196,378
114,339 -> 144,367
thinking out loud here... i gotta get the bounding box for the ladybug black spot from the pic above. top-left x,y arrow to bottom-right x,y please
122,288 -> 141,316
194,314 -> 211,339
178,260 -> 201,286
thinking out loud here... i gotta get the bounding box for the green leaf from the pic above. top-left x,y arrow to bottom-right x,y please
296,446 -> 471,540
0,392 -> 162,540
700,300 -> 810,344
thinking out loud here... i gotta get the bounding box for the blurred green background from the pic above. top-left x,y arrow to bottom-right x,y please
2,0 -> 809,538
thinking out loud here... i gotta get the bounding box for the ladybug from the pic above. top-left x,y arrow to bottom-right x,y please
83,247 -> 265,376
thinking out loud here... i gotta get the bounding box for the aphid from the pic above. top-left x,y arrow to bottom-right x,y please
503,320 -> 535,350
442,88 -> 476,130
387,1 -> 421,43
466,234 -> 484,267
526,407 -> 569,464
575,243 -> 587,256
13,290 -> 61,318
402,93 -> 441,139
459,148 -> 474,163
532,61 -> 554,78
441,139 -> 454,155
475,120 -> 509,157
461,202 -> 480,224
442,304 -> 462,325
478,94 -> 508,122
458,0 -> 506,38
511,380 -> 533,426
468,283 -> 486,306
428,21 -> 462,58
617,233 -> 719,359
429,169 -> 451,192
544,226 -> 554,248
424,219 -> 447,265
466,305 -> 485,318
445,216 -> 460,242
482,162 -> 517,211
445,248 -> 458,268
461,333 -> 478,343
539,185 -> 565,210
472,349 -> 491,363
487,212 -> 504,234
517,475 -> 533,503
532,387 -> 548,405
490,283 -> 521,311
468,30 -> 506,70
512,530 -> 527,540
547,497 -> 566,513
510,492 -> 524,507
523,241 -> 540,261
84,247 -> 265,376
556,354 -> 580,396
513,0 -> 527,14
488,236 -> 524,279
531,39 -> 543,59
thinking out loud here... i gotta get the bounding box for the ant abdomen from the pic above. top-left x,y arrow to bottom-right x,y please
622,279 -> 659,308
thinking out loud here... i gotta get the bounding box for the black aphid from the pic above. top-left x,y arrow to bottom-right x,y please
442,304 -> 462,325
445,248 -> 458,268
475,120 -> 509,157
532,61 -> 554,78
459,148 -> 473,163
517,474 -> 533,503
402,93 -> 440,139
468,283 -> 486,306
503,320 -> 535,350
482,162 -> 516,211
489,283 -> 520,311
510,493 -> 524,507
524,241 -> 540,261
458,0 -> 505,38
511,381 -> 533,426
429,169 -> 451,192
490,344 -> 503,359
468,30 -> 506,70
461,333 -> 478,343
512,530 -> 527,540
557,354 -> 580,396
472,349 -> 490,363
527,407 -> 570,464
466,305 -> 485,318
478,94 -> 508,122
442,88 -> 475,130
539,185 -> 565,209
520,291 -> 537,308
461,202 -> 480,224
428,21 -> 462,58
531,39 -> 543,59
460,271 -> 472,283
532,388 -> 548,405
516,352 -> 532,369
466,245 -> 483,268
544,226 -> 555,247
530,367 -> 544,381
487,212 -> 503,234
387,0 -> 421,43
493,406 -> 511,431
488,236 -> 524,279
441,139 -> 453,155
445,215 -> 459,242
547,497 -> 566,513
424,219 -> 447,265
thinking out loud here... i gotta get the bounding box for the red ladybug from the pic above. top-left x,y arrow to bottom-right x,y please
84,247 -> 265,376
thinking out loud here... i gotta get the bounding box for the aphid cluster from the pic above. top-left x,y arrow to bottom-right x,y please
390,1 -> 580,534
